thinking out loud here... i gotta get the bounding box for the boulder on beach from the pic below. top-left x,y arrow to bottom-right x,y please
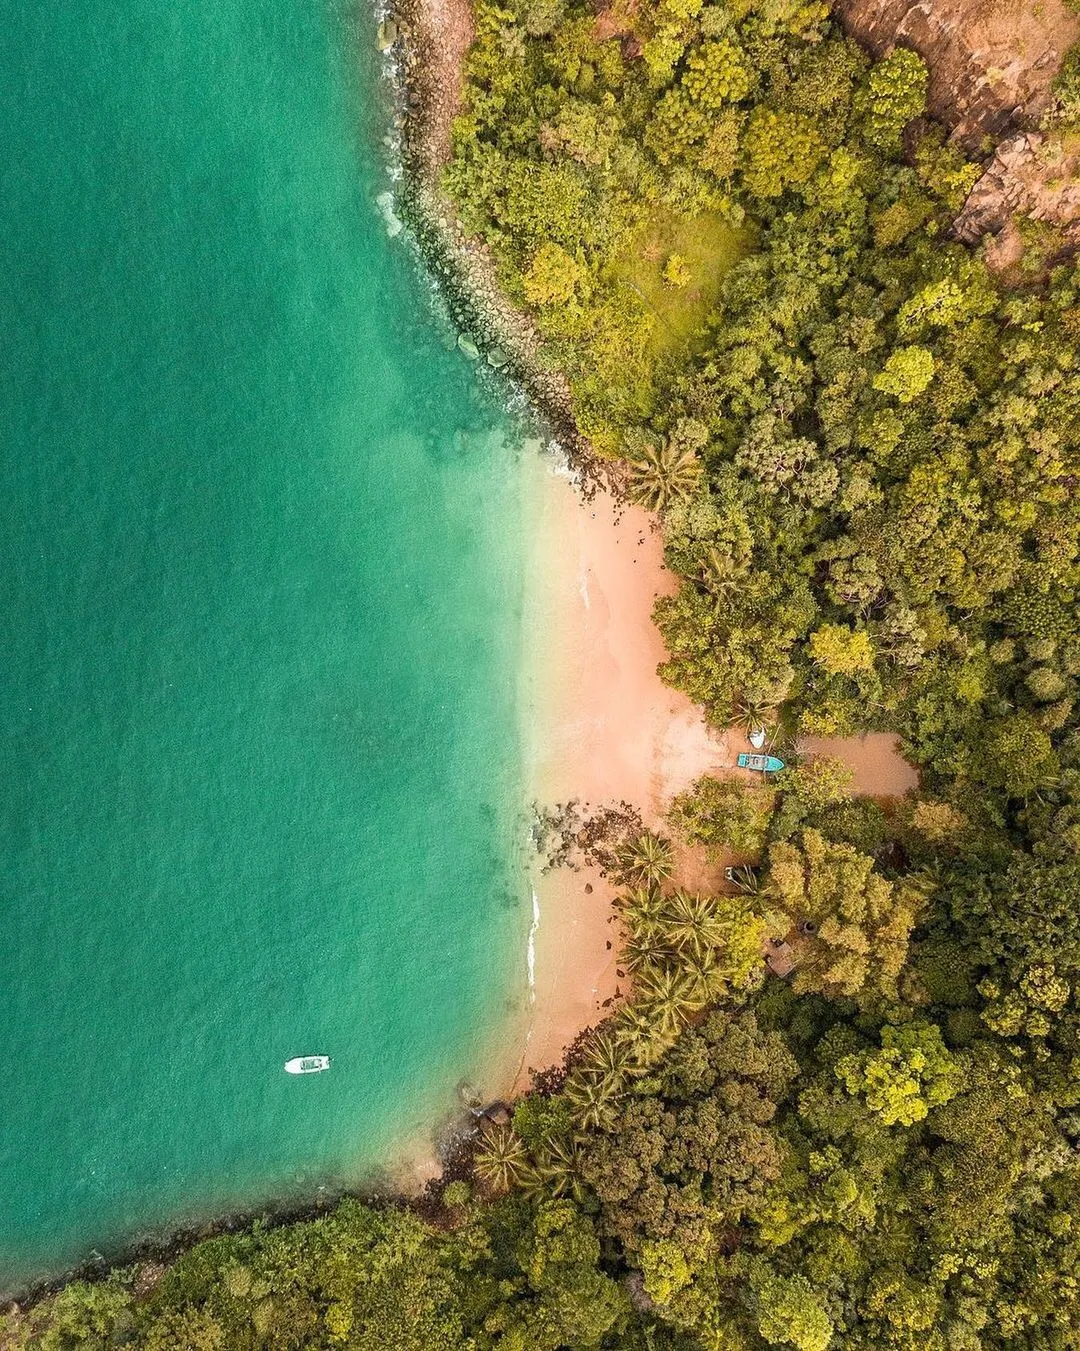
457,334 -> 480,360
376,18 -> 398,50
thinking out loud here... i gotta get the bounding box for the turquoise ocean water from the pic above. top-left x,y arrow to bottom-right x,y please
0,0 -> 531,1289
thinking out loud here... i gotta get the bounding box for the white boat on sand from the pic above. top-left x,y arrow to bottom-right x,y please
284,1055 -> 330,1074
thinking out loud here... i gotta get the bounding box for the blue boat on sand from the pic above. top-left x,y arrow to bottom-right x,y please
737,752 -> 786,774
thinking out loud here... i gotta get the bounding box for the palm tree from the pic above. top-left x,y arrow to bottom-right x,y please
613,1002 -> 673,1068
698,544 -> 742,599
726,863 -> 760,895
635,962 -> 706,1039
579,1031 -> 635,1084
663,889 -> 728,961
615,885 -> 665,928
613,830 -> 675,889
564,1070 -> 623,1131
683,950 -> 735,1004
532,1134 -> 588,1202
473,1124 -> 528,1194
621,926 -> 672,974
732,692 -> 780,737
624,437 -> 702,513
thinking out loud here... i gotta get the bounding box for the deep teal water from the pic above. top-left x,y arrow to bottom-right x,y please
0,0 -> 529,1289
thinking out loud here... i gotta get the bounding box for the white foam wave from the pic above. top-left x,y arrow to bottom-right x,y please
376,190 -> 404,238
527,889 -> 540,1002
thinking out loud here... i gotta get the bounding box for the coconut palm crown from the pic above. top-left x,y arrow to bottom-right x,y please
624,436 -> 702,514
613,830 -> 676,889
473,1123 -> 528,1194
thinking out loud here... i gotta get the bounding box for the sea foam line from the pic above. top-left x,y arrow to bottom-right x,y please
527,889 -> 540,1003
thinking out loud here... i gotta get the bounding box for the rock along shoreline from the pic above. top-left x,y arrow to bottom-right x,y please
383,0 -> 615,491
1,1095 -> 499,1312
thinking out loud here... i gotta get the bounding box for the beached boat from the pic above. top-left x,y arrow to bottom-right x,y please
737,752 -> 785,773
284,1055 -> 330,1074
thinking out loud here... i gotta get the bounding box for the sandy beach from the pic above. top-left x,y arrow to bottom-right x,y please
509,457 -> 738,1090
394,0 -> 741,1095
393,0 -> 919,1101
506,453 -> 922,1092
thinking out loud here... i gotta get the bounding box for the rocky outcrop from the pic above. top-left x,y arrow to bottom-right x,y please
954,130 -> 1080,243
832,0 -> 1080,270
832,0 -> 1079,149
394,0 -> 608,482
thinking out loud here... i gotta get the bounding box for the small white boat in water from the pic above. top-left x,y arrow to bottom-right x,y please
284,1055 -> 330,1075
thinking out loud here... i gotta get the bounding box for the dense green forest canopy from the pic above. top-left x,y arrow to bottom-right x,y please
9,0 -> 1080,1345
448,0 -> 1080,780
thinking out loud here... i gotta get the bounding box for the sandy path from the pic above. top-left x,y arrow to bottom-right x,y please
798,733 -> 919,798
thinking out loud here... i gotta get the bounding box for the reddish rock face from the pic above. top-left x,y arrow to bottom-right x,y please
954,130 -> 1080,239
832,0 -> 1080,269
831,0 -> 1079,149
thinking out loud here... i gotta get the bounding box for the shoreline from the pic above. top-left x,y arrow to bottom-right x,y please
510,461 -> 737,1091
390,0 -> 616,496
381,0 -> 770,1097
4,0 -> 928,1308
383,0 -> 640,1093
0,1082 -> 493,1308
382,1 -> 923,1094
4,5 -> 576,1307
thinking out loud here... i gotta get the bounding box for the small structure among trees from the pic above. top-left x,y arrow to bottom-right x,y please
763,936 -> 796,978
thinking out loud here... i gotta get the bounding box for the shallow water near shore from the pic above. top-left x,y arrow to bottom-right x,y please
0,0 -> 533,1289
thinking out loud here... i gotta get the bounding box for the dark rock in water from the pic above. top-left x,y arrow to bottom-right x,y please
376,18 -> 398,50
457,334 -> 480,360
482,1101 -> 512,1127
